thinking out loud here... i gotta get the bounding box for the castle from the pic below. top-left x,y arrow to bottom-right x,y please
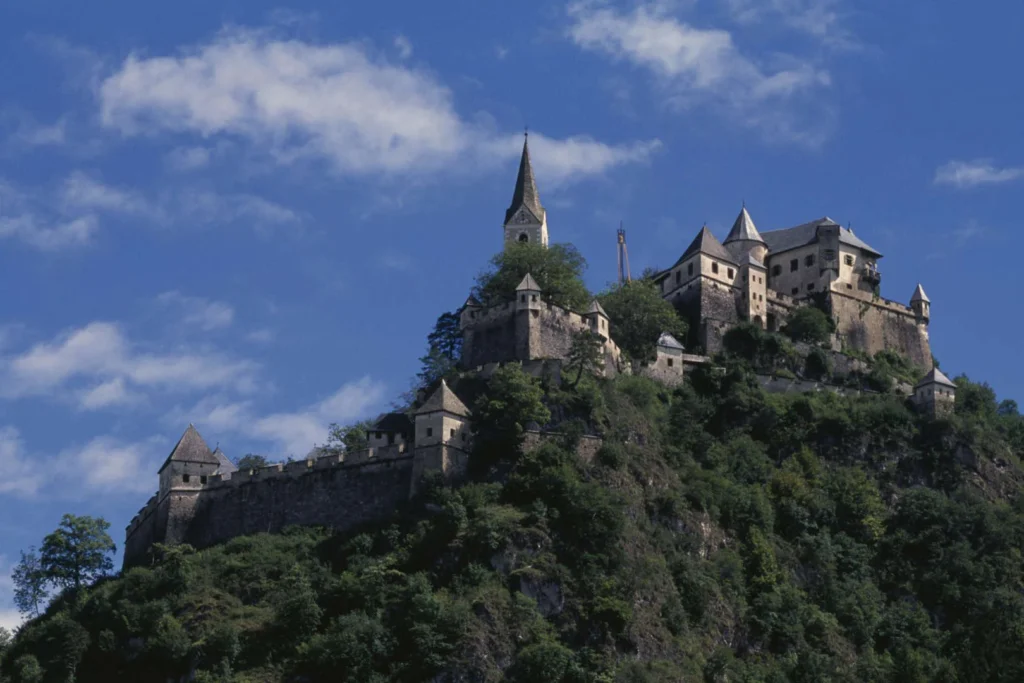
123,135 -> 950,567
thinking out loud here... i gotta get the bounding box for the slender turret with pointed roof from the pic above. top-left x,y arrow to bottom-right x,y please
503,133 -> 550,247
723,206 -> 768,263
160,424 -> 219,472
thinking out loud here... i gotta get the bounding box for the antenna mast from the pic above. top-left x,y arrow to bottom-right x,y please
617,223 -> 631,285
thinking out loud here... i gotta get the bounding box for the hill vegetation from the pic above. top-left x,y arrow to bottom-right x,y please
3,247 -> 1024,682
3,357 -> 1024,682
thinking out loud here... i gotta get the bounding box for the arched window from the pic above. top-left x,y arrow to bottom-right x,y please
518,233 -> 529,243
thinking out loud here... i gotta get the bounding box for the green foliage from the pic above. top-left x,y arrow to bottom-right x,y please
234,454 -> 270,471
783,305 -> 835,344
12,550 -> 47,617
474,242 -> 591,311
566,330 -> 605,387
598,279 -> 687,361
722,323 -> 800,373
7,364 -> 1024,683
39,515 -> 115,593
418,311 -> 462,387
324,419 -> 375,454
472,364 -> 551,471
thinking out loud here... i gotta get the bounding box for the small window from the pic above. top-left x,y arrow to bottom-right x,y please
759,294 -> 764,301
200,476 -> 208,485
667,358 -> 674,367
450,428 -> 455,438
845,254 -> 854,266
688,263 -> 694,276
772,265 -> 782,276
846,283 -> 853,290
518,233 -> 529,243
376,431 -> 383,439
790,259 -> 798,272
520,295 -> 526,303
791,287 -> 799,295
183,474 -> 191,483
675,271 -> 681,284
531,294 -> 537,302
712,262 -> 719,274
426,427 -> 433,437
758,276 -> 763,284
752,293 -> 757,301
807,283 -> 815,291
824,249 -> 836,261
727,268 -> 734,279
805,254 -> 816,267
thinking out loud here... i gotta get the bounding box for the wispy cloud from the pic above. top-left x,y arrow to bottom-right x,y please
0,426 -> 45,495
0,178 -> 98,250
97,27 -> 659,183
171,376 -> 387,457
165,145 -> 211,171
722,0 -> 857,48
566,1 -> 834,144
156,291 -> 235,331
394,35 -> 413,60
933,159 -> 1024,188
0,321 -> 259,408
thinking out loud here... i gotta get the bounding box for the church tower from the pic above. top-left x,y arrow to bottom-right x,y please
504,133 -> 548,247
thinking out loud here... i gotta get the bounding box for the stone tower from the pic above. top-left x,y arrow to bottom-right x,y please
157,424 -> 223,545
504,134 -> 548,248
913,367 -> 956,418
723,206 -> 768,264
911,283 -> 930,323
410,379 -> 473,493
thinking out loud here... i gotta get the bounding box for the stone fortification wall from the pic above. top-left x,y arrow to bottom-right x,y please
124,446 -> 417,567
674,278 -> 741,354
827,290 -> 931,369
461,304 -> 522,369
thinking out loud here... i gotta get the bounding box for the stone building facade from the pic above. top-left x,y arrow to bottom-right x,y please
656,207 -> 932,368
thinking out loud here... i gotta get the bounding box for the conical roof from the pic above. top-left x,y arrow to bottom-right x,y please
724,207 -> 765,244
504,135 -> 545,225
160,424 -> 219,471
675,226 -> 736,266
212,446 -> 237,475
657,332 -> 685,351
516,273 -> 541,291
911,284 -> 930,303
416,379 -> 471,417
587,299 -> 609,317
915,367 -> 956,389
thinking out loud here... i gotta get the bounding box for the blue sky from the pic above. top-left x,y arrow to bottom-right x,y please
1,0 -> 1022,628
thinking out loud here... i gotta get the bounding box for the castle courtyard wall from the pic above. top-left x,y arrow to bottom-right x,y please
828,290 -> 931,369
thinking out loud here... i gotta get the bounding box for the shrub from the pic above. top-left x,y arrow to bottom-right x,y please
782,306 -> 835,344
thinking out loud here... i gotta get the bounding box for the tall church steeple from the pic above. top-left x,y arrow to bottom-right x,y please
504,132 -> 549,247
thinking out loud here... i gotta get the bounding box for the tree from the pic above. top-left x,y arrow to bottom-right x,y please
598,279 -> 687,361
473,242 -> 591,311
235,454 -> 270,471
565,330 -> 604,387
782,306 -> 835,344
324,419 -> 375,454
39,514 -> 115,593
426,311 -> 462,362
473,364 -> 551,469
12,548 -> 47,617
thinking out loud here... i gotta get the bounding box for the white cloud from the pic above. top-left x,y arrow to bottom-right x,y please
62,171 -> 157,217
0,321 -> 259,407
9,117 -> 67,148
394,35 -> 413,60
166,146 -> 212,170
97,27 -> 657,182
157,291 -> 236,331
0,426 -> 45,495
933,160 -> 1024,188
723,0 -> 853,45
79,377 -> 137,410
57,435 -> 159,494
484,132 -> 662,186
179,376 -> 386,457
566,1 -> 832,143
245,328 -> 275,344
174,189 -> 301,227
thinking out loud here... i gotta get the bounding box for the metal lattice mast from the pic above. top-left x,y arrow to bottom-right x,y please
617,223 -> 631,284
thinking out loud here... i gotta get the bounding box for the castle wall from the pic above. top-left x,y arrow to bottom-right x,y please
766,244 -> 822,297
828,290 -> 931,369
181,456 -> 414,552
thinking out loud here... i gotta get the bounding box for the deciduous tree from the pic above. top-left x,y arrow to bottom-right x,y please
12,548 -> 47,617
474,242 -> 590,311
598,279 -> 687,361
39,514 -> 116,593
565,330 -> 604,387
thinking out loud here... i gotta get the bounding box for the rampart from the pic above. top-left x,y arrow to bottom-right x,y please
124,444 -> 426,567
827,290 -> 931,369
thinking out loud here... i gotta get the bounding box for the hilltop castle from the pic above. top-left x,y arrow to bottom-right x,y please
124,135 -> 947,566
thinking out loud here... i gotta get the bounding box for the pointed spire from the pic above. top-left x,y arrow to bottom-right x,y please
911,283 -> 930,303
657,332 -> 685,351
516,273 -> 541,291
724,206 -> 765,244
504,133 -> 545,225
416,379 -> 471,417
587,299 -> 609,317
160,424 -> 219,471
